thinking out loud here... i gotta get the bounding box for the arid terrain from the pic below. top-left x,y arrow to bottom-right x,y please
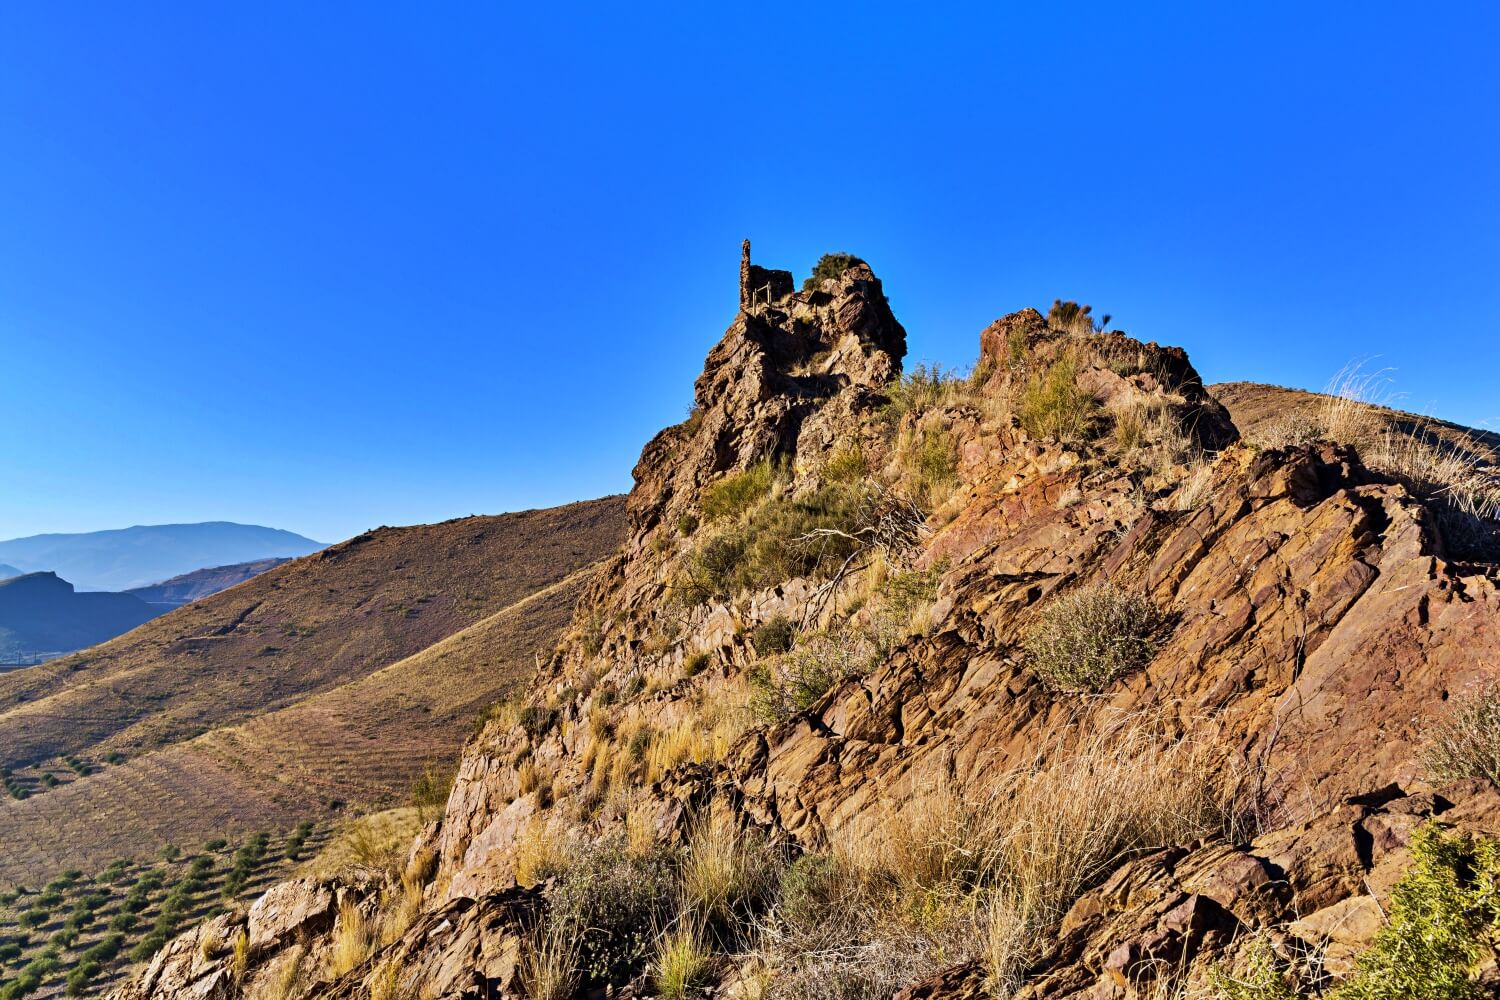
77,251 -> 1500,1000
4,255 -> 1498,1000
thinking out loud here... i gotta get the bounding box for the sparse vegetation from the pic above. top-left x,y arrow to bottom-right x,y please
1022,583 -> 1168,692
701,460 -> 778,523
677,480 -> 880,605
0,821 -> 320,997
1018,352 -> 1097,441
1421,681 -> 1500,786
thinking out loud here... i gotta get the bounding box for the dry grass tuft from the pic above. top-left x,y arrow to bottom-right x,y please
515,817 -> 572,888
329,898 -> 373,978
1318,361 -> 1398,447
368,957 -> 404,1000
681,812 -> 780,942
231,928 -> 250,985
252,944 -> 304,1000
304,808 -> 423,878
1422,681 -> 1500,786
519,920 -> 581,1000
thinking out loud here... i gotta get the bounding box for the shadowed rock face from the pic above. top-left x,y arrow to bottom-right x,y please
113,255 -> 1500,1000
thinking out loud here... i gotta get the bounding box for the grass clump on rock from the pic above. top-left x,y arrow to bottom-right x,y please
1023,583 -> 1167,693
1018,352 -> 1097,442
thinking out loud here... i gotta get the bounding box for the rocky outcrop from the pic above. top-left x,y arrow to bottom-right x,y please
113,250 -> 1500,1000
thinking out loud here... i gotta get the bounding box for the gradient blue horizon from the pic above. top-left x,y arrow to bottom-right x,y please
2,2 -> 1496,543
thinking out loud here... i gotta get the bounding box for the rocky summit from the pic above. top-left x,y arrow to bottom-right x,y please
112,249 -> 1500,1000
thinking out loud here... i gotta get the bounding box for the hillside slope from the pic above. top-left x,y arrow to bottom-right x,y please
0,565 -> 596,882
0,522 -> 325,591
1211,379 -> 1500,463
114,254 -> 1500,1000
124,558 -> 291,607
0,572 -> 162,660
0,497 -> 625,883
0,498 -> 623,768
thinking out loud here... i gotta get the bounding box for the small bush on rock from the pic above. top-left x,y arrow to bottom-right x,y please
545,837 -> 678,987
1023,584 -> 1167,693
751,616 -> 796,656
803,253 -> 864,291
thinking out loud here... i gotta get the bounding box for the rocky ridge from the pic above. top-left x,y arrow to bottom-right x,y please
113,250 -> 1500,1000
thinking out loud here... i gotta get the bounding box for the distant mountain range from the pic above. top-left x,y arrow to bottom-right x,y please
124,557 -> 292,608
0,564 -> 21,580
0,522 -> 326,592
0,572 -> 162,662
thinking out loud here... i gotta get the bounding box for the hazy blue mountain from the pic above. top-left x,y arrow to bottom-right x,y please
125,557 -> 291,607
0,564 -> 21,580
0,572 -> 164,661
0,522 -> 326,591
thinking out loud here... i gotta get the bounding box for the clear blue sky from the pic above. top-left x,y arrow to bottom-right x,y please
2,3 -> 1495,544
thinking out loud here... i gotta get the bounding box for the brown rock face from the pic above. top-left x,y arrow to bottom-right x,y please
112,252 -> 1500,1000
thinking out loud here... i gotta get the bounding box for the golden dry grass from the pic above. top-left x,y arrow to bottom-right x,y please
519,920 -> 581,1000
328,898 -> 373,978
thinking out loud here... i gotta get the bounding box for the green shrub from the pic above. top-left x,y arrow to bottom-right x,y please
777,853 -> 844,934
1018,354 -> 1097,441
410,763 -> 456,817
0,942 -> 20,963
751,616 -> 797,656
802,252 -> 865,291
81,932 -> 123,964
749,628 -> 874,724
15,911 -> 44,931
519,704 -> 557,738
1327,825 -> 1500,999
204,838 -> 227,852
129,930 -> 167,961
901,423 -> 959,505
701,460 -> 778,523
65,960 -> 99,997
881,362 -> 966,421
822,446 -> 868,484
1022,584 -> 1167,693
544,838 -> 677,987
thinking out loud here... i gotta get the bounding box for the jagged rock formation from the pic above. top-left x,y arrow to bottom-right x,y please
114,251 -> 1500,1000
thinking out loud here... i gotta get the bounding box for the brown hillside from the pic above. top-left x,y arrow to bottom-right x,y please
0,497 -> 624,769
0,497 -> 625,885
0,566 -> 596,883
